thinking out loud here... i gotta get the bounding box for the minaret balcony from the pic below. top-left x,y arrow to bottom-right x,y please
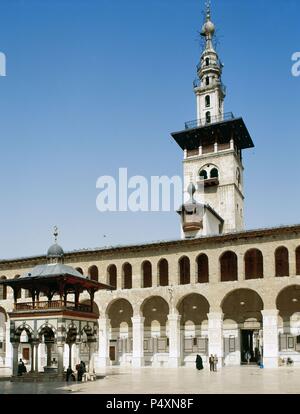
184,112 -> 234,130
193,79 -> 226,96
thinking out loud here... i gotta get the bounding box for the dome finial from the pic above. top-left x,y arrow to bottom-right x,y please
53,225 -> 58,244
206,0 -> 211,21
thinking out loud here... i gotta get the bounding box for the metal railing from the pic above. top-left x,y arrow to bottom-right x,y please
184,112 -> 234,130
14,300 -> 91,313
193,78 -> 226,96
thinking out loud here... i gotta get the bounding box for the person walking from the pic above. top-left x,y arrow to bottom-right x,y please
213,354 -> 218,372
196,355 -> 203,371
209,354 -> 214,372
17,359 -> 26,376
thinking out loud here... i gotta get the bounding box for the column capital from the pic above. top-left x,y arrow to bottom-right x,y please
167,313 -> 181,322
207,312 -> 224,320
261,309 -> 279,318
131,316 -> 145,324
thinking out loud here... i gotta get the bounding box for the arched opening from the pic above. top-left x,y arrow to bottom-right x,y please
107,265 -> 117,289
199,170 -> 208,180
0,307 -> 7,366
210,168 -> 219,179
141,296 -> 169,367
75,267 -> 83,275
88,266 -> 99,282
205,76 -> 210,86
39,326 -> 56,371
205,58 -> 210,66
276,286 -> 300,359
275,247 -> 289,277
179,256 -> 190,285
245,249 -> 264,280
15,326 -> 33,372
205,111 -> 211,124
197,254 -> 209,283
107,298 -> 134,366
220,251 -> 238,282
177,294 -> 210,366
142,261 -> 152,288
158,259 -> 169,287
205,95 -> 210,107
221,289 -> 264,366
0,277 -> 7,300
122,263 -> 132,290
296,247 -> 300,276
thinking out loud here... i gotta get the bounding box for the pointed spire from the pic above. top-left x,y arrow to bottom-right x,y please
206,0 -> 211,21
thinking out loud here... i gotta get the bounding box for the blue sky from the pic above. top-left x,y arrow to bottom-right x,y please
0,0 -> 299,259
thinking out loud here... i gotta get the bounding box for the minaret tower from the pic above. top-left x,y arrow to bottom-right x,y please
173,1 -> 254,239
194,1 -> 225,124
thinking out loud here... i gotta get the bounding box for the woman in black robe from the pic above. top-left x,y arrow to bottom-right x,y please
196,354 -> 203,370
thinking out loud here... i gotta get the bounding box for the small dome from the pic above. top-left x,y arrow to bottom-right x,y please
47,243 -> 64,258
201,20 -> 215,36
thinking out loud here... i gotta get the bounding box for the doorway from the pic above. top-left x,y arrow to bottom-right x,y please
240,330 -> 260,365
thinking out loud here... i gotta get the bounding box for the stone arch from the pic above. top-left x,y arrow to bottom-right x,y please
106,298 -> 134,328
244,249 -> 264,280
221,288 -> 264,324
0,306 -> 7,322
275,246 -> 289,277
75,267 -> 83,275
88,265 -> 99,282
179,256 -> 190,285
158,258 -> 169,287
220,251 -> 238,282
37,323 -> 57,338
141,296 -> 170,326
276,285 -> 300,320
196,254 -> 209,283
122,263 -> 132,290
107,264 -> 117,289
15,324 -> 34,342
176,293 -> 210,326
0,276 -> 7,300
142,261 -> 152,288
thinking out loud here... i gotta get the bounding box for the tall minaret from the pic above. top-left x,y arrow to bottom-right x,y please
172,1 -> 254,238
194,1 -> 225,124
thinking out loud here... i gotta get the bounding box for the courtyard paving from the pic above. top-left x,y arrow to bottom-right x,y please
0,366 -> 300,394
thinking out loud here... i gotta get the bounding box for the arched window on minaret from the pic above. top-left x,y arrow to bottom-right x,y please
205,58 -> 210,66
205,76 -> 210,86
199,170 -> 208,180
205,111 -> 211,124
210,168 -> 219,179
205,95 -> 210,107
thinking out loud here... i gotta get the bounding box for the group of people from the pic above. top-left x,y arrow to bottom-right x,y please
196,354 -> 219,372
66,361 -> 86,382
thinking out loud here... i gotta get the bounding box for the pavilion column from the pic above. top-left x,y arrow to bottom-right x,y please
88,342 -> 95,373
34,342 -> 39,373
97,317 -> 110,368
262,310 -> 279,368
46,343 -> 52,367
167,313 -> 181,367
208,312 -> 224,369
57,344 -> 64,376
5,321 -> 12,368
131,316 -> 144,368
68,343 -> 73,368
30,343 -> 34,372
12,343 -> 19,377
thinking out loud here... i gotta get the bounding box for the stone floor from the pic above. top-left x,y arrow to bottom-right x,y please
0,366 -> 300,394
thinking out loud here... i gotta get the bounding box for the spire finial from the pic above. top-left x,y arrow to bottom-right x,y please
53,226 -> 58,244
206,0 -> 211,21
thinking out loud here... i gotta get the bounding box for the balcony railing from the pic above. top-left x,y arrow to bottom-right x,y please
196,61 -> 221,73
14,300 -> 91,313
184,112 -> 234,130
193,78 -> 226,96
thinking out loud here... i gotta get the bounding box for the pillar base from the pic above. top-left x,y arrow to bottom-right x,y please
263,357 -> 279,368
131,357 -> 144,368
168,357 -> 181,368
